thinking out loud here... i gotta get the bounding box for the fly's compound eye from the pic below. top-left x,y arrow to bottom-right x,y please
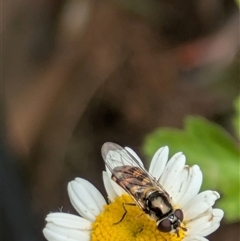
174,209 -> 184,222
157,218 -> 172,232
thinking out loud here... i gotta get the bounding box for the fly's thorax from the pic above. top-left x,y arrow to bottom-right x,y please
144,189 -> 173,220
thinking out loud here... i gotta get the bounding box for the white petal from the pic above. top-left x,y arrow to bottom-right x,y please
74,178 -> 106,209
159,152 -> 186,193
197,209 -> 224,237
200,222 -> 221,237
43,213 -> 91,241
102,171 -> 117,202
68,178 -> 106,222
186,208 -> 224,236
45,213 -> 92,230
169,167 -> 189,204
183,191 -> 220,220
177,165 -> 203,207
43,225 -> 90,241
183,235 -> 209,241
43,228 -> 81,241
159,152 -> 185,185
149,146 -> 169,180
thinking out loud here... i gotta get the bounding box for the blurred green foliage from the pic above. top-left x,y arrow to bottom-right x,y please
143,116 -> 240,223
233,95 -> 240,139
236,0 -> 240,7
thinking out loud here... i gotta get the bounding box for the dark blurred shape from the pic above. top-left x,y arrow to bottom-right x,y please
1,134 -> 43,241
112,0 -> 238,43
208,222 -> 240,241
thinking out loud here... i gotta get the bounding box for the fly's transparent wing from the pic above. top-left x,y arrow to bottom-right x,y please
101,142 -> 145,172
101,142 -> 169,196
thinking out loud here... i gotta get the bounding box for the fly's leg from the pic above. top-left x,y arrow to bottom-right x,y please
134,212 -> 145,220
113,202 -> 136,225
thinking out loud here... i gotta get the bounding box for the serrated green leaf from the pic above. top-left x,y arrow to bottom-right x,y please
143,116 -> 240,223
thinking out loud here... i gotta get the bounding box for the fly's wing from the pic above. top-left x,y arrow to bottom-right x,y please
101,142 -> 145,171
101,142 -> 169,199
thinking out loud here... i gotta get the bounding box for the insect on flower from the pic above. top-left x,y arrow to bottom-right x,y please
101,142 -> 187,236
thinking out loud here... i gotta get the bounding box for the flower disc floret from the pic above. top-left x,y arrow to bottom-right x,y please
91,194 -> 185,241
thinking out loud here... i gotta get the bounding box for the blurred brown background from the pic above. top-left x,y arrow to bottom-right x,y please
2,0 -> 239,240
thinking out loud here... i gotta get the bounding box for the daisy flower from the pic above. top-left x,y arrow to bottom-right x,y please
43,142 -> 223,241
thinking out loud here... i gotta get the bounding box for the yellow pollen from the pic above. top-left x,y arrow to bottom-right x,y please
91,195 -> 186,241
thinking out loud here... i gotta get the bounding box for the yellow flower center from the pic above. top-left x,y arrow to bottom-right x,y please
91,195 -> 186,241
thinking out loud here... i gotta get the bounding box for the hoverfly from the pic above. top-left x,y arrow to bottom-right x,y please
101,142 -> 185,236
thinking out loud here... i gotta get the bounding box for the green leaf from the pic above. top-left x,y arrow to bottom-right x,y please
236,0 -> 240,8
143,116 -> 240,223
233,95 -> 240,139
